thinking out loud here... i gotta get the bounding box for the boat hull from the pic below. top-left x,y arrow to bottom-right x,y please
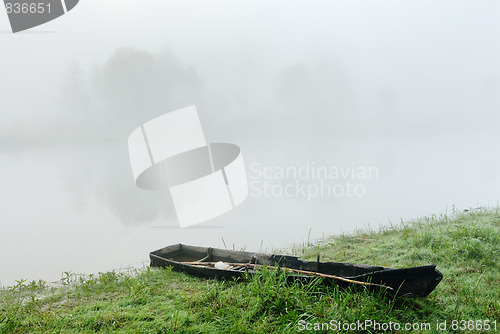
150,243 -> 442,297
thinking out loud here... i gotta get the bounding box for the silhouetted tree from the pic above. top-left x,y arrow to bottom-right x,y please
91,47 -> 203,137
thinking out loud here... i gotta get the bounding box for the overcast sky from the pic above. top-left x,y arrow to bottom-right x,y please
1,0 -> 499,138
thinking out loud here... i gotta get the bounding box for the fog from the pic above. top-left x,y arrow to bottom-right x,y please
1,0 -> 499,287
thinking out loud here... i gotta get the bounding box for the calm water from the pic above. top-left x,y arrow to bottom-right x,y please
1,132 -> 498,287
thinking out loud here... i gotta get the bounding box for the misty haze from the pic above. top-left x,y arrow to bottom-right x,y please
0,0 -> 499,288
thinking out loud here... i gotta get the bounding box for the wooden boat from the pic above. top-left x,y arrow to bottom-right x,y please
150,243 -> 443,297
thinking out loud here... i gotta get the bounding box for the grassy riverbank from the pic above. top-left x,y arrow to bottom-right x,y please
1,210 -> 499,333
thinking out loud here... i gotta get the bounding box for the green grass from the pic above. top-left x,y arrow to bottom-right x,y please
1,210 -> 499,333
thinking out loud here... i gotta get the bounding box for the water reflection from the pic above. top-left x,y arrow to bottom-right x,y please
1,131 -> 498,288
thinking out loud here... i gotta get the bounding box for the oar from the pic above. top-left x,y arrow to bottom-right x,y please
180,261 -> 393,290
